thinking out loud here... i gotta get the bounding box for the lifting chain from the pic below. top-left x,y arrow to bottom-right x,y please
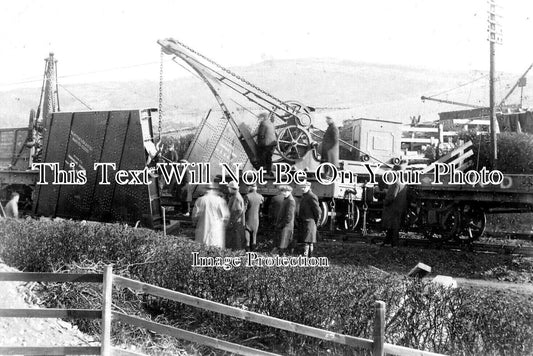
158,48 -> 164,142
168,38 -> 285,106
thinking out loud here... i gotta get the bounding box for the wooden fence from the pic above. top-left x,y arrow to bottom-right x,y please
0,266 -> 447,356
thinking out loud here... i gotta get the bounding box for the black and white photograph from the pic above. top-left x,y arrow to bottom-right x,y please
0,1 -> 532,355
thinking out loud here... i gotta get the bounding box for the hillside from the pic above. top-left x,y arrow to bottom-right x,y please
0,58 -> 530,130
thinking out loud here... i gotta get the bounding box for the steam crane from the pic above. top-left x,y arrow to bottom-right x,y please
157,38 -> 402,232
157,38 -> 390,170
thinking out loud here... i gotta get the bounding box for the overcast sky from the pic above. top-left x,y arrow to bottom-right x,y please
0,0 -> 532,89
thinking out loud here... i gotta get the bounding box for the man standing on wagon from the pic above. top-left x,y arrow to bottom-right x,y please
256,112 -> 277,175
321,116 -> 339,178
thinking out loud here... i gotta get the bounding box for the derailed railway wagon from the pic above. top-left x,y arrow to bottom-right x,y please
33,109 -> 163,228
0,107 -> 164,228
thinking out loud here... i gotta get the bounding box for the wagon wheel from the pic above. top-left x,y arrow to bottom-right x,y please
276,125 -> 312,162
403,203 -> 420,230
343,201 -> 360,230
269,100 -> 313,127
439,208 -> 461,241
317,201 -> 329,228
416,201 -> 445,241
456,206 -> 486,243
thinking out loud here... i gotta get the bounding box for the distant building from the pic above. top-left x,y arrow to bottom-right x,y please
438,106 -> 533,133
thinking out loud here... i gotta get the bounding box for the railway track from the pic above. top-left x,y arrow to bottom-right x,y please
166,215 -> 533,257
319,230 -> 533,257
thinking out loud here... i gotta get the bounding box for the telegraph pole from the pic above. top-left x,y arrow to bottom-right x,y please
488,0 -> 502,168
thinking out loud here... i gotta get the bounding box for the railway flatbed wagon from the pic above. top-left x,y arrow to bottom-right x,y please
408,170 -> 533,243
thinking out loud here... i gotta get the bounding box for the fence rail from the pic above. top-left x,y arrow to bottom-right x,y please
0,266 -> 447,356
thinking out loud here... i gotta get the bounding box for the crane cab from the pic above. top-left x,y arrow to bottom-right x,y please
340,118 -> 402,164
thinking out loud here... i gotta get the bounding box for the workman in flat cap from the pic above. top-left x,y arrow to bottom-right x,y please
226,181 -> 245,250
275,185 -> 296,255
243,183 -> 264,251
256,112 -> 277,174
298,181 -> 320,257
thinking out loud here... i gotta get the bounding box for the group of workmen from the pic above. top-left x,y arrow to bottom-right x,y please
189,112 -> 340,255
190,111 -> 408,251
191,180 -> 321,256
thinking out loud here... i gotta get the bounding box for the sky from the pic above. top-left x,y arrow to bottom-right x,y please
0,0 -> 532,90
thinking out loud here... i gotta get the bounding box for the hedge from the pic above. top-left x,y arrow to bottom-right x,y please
0,218 -> 532,355
457,131 -> 533,173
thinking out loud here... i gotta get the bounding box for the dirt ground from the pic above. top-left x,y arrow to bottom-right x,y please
0,262 -> 97,348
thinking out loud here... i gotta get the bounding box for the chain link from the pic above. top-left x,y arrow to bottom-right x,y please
158,48 -> 164,142
167,38 -> 285,106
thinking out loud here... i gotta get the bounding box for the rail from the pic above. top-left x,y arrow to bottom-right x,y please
0,266 -> 448,356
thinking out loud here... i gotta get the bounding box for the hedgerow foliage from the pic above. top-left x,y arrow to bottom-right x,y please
0,218 -> 532,355
458,131 -> 533,173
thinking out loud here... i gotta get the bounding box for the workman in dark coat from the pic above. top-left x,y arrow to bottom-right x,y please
320,116 -> 340,178
256,112 -> 277,174
163,143 -> 179,162
276,185 -> 296,254
268,191 -> 285,247
243,183 -> 264,251
226,181 -> 245,249
381,164 -> 408,247
298,182 -> 321,257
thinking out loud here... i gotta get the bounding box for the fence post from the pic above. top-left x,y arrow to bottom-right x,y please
163,207 -> 167,236
101,264 -> 113,356
372,300 -> 385,356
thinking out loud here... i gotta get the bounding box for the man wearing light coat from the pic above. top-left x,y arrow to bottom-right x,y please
192,184 -> 229,248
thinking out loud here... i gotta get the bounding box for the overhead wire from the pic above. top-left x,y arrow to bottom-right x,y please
58,84 -> 92,110
426,74 -> 489,99
0,60 -> 163,88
